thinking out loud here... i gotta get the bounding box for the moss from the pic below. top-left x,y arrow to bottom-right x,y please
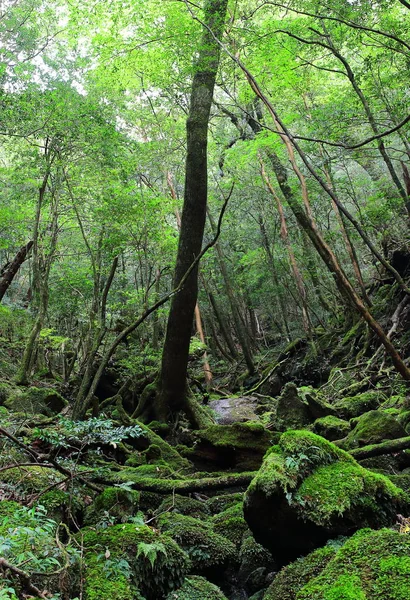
275,383 -> 311,430
244,431 -> 409,557
84,554 -> 141,600
340,410 -> 406,449
146,421 -> 171,436
165,575 -> 228,599
0,381 -> 13,405
196,421 -> 273,451
263,545 -> 336,600
295,460 -> 407,527
297,528 -> 410,600
115,463 -> 180,482
206,492 -> 244,515
157,513 -> 237,572
135,420 -> 190,472
212,502 -> 249,547
4,386 -> 66,416
125,453 -> 146,467
37,489 -> 84,522
238,533 -> 275,578
157,494 -> 210,518
81,523 -> 190,600
0,465 -> 63,494
190,422 -> 275,471
312,416 -> 350,441
333,390 -> 383,419
84,486 -> 140,525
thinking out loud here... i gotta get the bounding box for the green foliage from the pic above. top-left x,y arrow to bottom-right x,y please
0,502 -> 79,593
33,416 -> 143,449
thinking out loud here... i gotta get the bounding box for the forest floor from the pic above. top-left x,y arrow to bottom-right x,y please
1,283 -> 410,599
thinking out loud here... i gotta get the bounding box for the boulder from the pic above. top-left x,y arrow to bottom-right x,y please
333,390 -> 382,419
189,422 -> 276,471
275,383 -> 311,430
157,512 -> 237,577
297,528 -> 410,599
209,396 -> 260,425
166,576 -> 228,600
264,545 -> 336,600
312,415 -> 351,441
299,387 -> 336,420
82,523 -> 190,600
4,386 -> 67,416
243,431 -> 409,560
339,409 -> 407,449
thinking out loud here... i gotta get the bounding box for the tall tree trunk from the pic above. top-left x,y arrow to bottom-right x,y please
0,241 -> 33,302
154,0 -> 229,421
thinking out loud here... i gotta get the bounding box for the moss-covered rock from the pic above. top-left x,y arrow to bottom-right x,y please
297,528 -> 410,599
166,575 -> 228,599
0,465 -> 64,495
83,553 -> 142,600
37,488 -> 84,524
82,523 -> 190,600
333,390 -> 383,419
157,494 -> 210,518
263,545 -> 336,600
157,513 -> 237,574
84,486 -> 140,525
339,410 -> 406,449
275,383 -> 312,430
299,387 -> 336,420
243,431 -> 409,558
238,533 -> 276,593
4,386 -> 67,416
190,422 -> 275,471
206,492 -> 244,515
312,415 -> 351,441
212,502 -> 249,548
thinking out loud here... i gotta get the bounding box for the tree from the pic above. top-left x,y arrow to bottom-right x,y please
142,0 -> 229,424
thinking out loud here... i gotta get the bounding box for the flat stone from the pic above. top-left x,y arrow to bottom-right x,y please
209,396 -> 260,425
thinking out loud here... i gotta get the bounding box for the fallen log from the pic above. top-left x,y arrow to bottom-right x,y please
349,435 -> 410,460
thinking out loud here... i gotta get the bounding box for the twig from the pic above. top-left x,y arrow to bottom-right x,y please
0,557 -> 49,599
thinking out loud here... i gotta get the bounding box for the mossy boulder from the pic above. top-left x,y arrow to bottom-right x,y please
4,386 -> 66,416
84,486 -> 140,525
0,465 -> 63,495
166,576 -> 228,599
190,422 -> 275,471
238,533 -> 276,594
299,387 -> 336,420
297,528 -> 410,599
263,544 -> 337,600
206,492 -> 244,515
157,513 -> 237,575
275,383 -> 312,430
333,390 -> 383,419
243,431 -> 409,559
212,502 -> 249,548
312,415 -> 351,441
339,410 -> 407,449
81,523 -> 190,600
157,494 -> 210,519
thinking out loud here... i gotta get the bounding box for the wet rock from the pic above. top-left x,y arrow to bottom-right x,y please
209,396 -> 260,425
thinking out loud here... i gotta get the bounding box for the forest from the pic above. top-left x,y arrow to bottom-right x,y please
0,0 -> 410,598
